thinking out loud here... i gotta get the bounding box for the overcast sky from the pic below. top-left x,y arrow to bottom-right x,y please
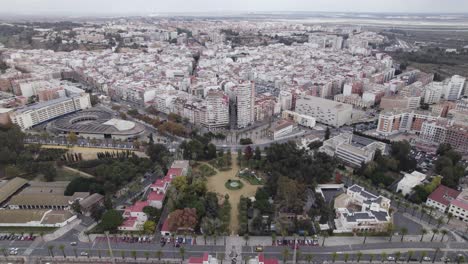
2,0 -> 468,15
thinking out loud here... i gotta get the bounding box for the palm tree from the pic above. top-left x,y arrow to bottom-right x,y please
331,252 -> 338,263
420,251 -> 427,263
203,233 -> 208,245
431,229 -> 439,242
440,229 -> 448,242
272,233 -> 277,246
156,250 -> 163,261
1,248 -> 7,257
344,253 -> 350,263
302,231 -> 308,243
179,247 -> 186,261
59,244 -> 66,258
98,249 -> 102,259
420,228 -> 427,242
400,227 -> 408,242
407,251 -> 414,263
369,254 -> 375,263
39,231 -> 45,241
395,252 -> 401,263
296,250 -> 302,264
447,213 -> 453,224
437,217 -> 444,228
144,252 -> 150,260
388,224 -> 394,242
48,245 -> 55,257
73,248 -> 78,258
305,254 -> 314,264
432,248 -> 440,263
363,231 -> 369,244
411,205 -> 418,216
357,252 -> 363,263
457,255 -> 465,264
322,232 -> 329,246
244,234 -> 249,246
282,248 -> 290,263
120,251 -> 125,259
381,252 -> 387,263
218,252 -> 225,264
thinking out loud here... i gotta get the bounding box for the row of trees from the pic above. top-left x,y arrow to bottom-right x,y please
434,143 -> 464,188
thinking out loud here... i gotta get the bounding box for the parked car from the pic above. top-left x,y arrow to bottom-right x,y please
80,252 -> 89,257
255,246 -> 264,252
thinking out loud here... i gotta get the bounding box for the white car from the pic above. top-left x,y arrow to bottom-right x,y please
423,256 -> 431,262
80,252 -> 89,256
387,256 -> 395,261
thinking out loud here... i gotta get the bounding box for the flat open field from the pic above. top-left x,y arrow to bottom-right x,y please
205,154 -> 261,235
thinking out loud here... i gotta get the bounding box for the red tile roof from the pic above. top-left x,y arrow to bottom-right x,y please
147,191 -> 165,202
166,168 -> 183,178
451,196 -> 468,211
161,217 -> 170,232
151,179 -> 167,188
126,201 -> 149,213
120,217 -> 137,227
188,257 -> 204,264
428,185 -> 460,206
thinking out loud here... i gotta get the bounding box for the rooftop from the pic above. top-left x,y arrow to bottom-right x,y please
0,177 -> 28,205
428,185 -> 460,206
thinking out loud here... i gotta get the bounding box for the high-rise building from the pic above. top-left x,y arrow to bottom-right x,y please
443,75 -> 466,101
423,82 -> 444,104
203,90 -> 229,130
235,82 -> 255,129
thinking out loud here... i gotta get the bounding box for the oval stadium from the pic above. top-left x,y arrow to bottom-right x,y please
49,108 -> 145,140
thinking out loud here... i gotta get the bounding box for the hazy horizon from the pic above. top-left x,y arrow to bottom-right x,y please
2,0 -> 468,16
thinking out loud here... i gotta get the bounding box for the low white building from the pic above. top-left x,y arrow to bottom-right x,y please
269,119 -> 296,140
425,185 -> 460,213
396,171 -> 427,196
334,185 -> 391,233
281,110 -> 316,128
319,133 -> 386,167
448,190 -> 468,222
295,95 -> 352,127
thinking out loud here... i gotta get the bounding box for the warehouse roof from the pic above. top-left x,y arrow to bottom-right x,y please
0,177 -> 28,204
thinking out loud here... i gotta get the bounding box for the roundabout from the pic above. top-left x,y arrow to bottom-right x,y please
225,179 -> 244,190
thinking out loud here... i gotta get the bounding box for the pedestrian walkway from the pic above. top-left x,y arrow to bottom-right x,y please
226,235 -> 244,264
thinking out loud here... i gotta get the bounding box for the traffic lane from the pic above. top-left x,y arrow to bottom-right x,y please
260,242 -> 447,253
32,246 -> 225,258
91,240 -> 225,252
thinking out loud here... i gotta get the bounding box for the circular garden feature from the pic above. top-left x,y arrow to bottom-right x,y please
225,179 -> 244,190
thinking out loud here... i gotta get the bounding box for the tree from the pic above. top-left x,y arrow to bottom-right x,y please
420,228 -> 427,242
381,252 -> 387,263
272,233 -> 277,246
143,220 -> 156,234
59,244 -> 66,258
363,231 -> 369,244
218,252 -> 225,264
48,244 -> 55,257
120,251 -> 125,259
420,251 -> 427,263
331,252 -> 338,263
395,252 -> 401,263
369,254 -> 374,263
71,200 -> 82,214
167,208 -> 198,232
99,210 -> 124,232
357,252 -> 363,263
156,250 -> 163,261
146,143 -> 170,165
440,229 -> 448,242
282,248 -> 290,263
67,132 -> 78,145
305,254 -> 314,264
179,247 -> 186,261
325,127 -> 331,140
131,250 -> 137,260
431,229 -> 438,242
144,251 -> 150,260
344,253 -> 350,263
400,227 -> 408,242
322,232 -> 328,246
244,234 -> 249,246
447,213 -> 453,224
172,176 -> 189,193
437,217 -> 444,228
407,251 -> 414,263
244,146 -> 253,161
254,147 -> 261,160
143,206 -> 161,221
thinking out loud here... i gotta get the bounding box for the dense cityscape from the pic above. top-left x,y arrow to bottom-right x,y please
0,1 -> 467,264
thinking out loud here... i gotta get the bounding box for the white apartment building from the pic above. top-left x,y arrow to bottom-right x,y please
10,93 -> 91,130
396,171 -> 427,196
425,185 -> 460,213
203,90 -> 229,130
235,82 -> 255,128
279,90 -> 292,111
423,82 -> 444,104
319,133 -> 386,167
443,75 -> 466,101
448,190 -> 468,222
295,95 -> 352,127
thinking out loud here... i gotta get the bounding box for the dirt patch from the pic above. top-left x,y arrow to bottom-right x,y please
40,145 -> 148,160
205,154 -> 261,235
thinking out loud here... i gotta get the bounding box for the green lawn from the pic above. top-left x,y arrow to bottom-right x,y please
0,226 -> 57,234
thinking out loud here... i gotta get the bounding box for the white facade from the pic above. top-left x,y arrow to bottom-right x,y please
423,82 -> 444,104
443,75 -> 466,101
235,82 -> 255,128
279,90 -> 292,111
319,133 -> 386,167
10,93 -> 91,130
295,95 -> 352,127
281,110 -> 316,128
396,171 -> 427,196
448,190 -> 468,222
203,90 -> 229,129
